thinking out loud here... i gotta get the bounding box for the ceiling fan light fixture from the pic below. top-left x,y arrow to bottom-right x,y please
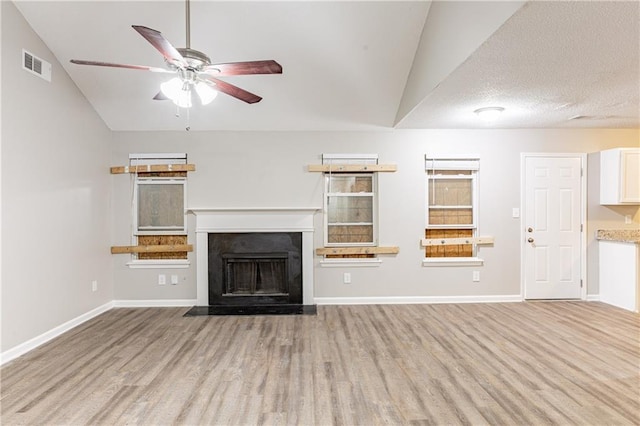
474,106 -> 505,122
160,77 -> 195,108
195,82 -> 218,105
160,77 -> 184,101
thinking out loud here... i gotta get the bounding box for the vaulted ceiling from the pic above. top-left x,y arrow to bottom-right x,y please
15,1 -> 640,131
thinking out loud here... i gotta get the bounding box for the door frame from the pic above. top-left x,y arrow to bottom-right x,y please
520,153 -> 588,301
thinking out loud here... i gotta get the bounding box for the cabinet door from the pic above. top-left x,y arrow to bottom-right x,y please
621,150 -> 640,203
599,241 -> 639,312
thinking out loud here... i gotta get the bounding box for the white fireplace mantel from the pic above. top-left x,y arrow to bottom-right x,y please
190,207 -> 320,306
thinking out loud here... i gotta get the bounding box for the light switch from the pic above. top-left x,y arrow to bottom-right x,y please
512,208 -> 520,218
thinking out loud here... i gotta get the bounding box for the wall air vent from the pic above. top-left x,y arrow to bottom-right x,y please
22,49 -> 51,82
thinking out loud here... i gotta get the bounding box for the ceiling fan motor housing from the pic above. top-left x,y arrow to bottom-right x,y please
174,48 -> 212,71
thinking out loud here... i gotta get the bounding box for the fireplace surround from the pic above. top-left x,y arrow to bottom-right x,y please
191,208 -> 318,308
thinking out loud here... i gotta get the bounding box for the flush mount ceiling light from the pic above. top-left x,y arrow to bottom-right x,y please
474,106 -> 505,122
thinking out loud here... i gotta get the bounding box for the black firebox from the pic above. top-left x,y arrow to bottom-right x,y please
207,232 -> 303,306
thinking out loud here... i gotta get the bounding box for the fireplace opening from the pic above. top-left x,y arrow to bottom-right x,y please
223,253 -> 288,296
208,232 -> 302,306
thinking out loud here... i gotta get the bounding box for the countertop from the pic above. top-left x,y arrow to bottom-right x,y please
596,229 -> 640,244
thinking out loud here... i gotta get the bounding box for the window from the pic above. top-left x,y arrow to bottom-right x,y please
425,158 -> 479,260
129,153 -> 189,263
312,153 -> 398,265
135,178 -> 187,235
324,173 -> 377,246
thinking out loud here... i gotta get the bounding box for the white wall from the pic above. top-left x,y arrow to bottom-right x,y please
1,1 -> 113,354
110,128 -> 639,303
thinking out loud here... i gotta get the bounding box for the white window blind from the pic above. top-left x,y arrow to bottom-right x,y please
323,153 -> 378,165
425,157 -> 479,171
129,152 -> 187,166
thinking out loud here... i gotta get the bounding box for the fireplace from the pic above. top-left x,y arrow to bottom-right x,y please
208,232 -> 302,306
191,208 -> 318,309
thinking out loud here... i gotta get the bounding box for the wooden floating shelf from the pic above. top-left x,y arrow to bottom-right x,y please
111,244 -> 193,254
110,164 -> 196,174
307,164 -> 397,173
316,246 -> 399,256
421,237 -> 494,247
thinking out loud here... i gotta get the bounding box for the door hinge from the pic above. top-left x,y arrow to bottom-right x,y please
580,224 -> 583,232
580,279 -> 583,288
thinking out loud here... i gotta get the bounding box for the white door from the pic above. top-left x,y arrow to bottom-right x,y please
523,155 -> 583,299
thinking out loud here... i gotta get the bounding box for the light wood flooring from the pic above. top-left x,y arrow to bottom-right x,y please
1,302 -> 639,425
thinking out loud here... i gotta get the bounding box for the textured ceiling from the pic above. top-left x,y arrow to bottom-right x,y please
13,1 -> 640,131
396,1 -> 640,129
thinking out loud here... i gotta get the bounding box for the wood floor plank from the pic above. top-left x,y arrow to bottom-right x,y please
1,302 -> 638,425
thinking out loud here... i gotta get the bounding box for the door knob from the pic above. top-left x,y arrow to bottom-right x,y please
528,237 -> 535,243
527,227 -> 533,232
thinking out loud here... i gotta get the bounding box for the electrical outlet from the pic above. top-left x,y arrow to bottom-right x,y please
343,272 -> 351,284
472,271 -> 480,282
158,274 -> 166,285
91,280 -> 98,292
625,215 -> 632,224
171,274 -> 179,285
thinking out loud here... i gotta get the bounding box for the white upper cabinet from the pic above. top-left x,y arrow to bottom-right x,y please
600,148 -> 640,205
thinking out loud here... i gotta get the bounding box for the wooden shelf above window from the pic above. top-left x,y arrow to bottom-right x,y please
111,244 -> 193,254
316,246 -> 399,256
110,164 -> 196,174
307,164 -> 397,173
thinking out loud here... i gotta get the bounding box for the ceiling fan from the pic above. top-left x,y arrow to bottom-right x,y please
70,0 -> 282,108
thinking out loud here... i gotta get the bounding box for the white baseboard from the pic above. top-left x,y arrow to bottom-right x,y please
113,299 -> 197,308
1,299 -> 196,365
0,301 -> 114,366
314,295 -> 523,305
0,293 -> 597,365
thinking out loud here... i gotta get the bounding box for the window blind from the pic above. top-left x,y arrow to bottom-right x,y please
323,153 -> 378,165
425,157 -> 479,171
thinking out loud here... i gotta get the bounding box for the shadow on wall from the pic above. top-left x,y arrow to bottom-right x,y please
601,205 -> 640,225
